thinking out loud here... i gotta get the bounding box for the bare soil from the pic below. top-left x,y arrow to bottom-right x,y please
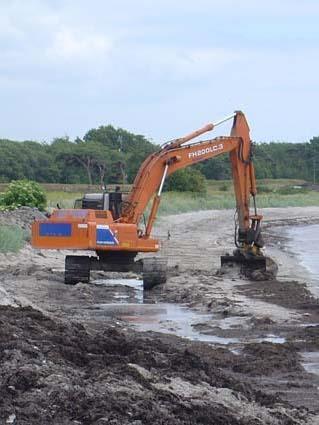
1,305 -> 312,425
1,207 -> 319,424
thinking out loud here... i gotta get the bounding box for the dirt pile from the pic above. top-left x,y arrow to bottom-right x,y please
0,206 -> 46,231
238,279 -> 319,310
233,343 -> 302,376
0,305 -> 313,425
290,325 -> 319,350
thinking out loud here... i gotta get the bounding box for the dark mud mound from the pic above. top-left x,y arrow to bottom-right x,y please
0,306 -> 311,424
233,342 -> 302,376
289,325 -> 319,350
238,279 -> 319,310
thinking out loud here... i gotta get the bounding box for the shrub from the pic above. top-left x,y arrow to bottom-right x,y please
0,225 -> 27,253
165,169 -> 207,194
1,180 -> 47,210
219,183 -> 229,191
257,184 -> 273,194
276,186 -> 309,195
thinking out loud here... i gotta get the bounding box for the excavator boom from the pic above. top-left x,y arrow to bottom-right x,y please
122,111 -> 260,243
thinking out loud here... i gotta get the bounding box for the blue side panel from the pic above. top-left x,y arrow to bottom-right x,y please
40,223 -> 72,237
96,228 -> 118,245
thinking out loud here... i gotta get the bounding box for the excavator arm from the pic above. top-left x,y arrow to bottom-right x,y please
121,111 -> 263,254
122,136 -> 239,226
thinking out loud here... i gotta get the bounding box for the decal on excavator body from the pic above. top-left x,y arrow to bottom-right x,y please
188,143 -> 224,159
96,224 -> 119,245
39,223 -> 72,237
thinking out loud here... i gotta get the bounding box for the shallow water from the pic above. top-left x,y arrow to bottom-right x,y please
95,301 -> 238,344
93,278 -> 236,343
301,352 -> 319,377
93,278 -> 144,303
253,335 -> 286,344
286,224 -> 319,280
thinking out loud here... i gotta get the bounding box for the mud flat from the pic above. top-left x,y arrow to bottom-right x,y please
1,207 -> 319,424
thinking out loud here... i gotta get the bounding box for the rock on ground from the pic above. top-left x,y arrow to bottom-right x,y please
0,206 -> 47,231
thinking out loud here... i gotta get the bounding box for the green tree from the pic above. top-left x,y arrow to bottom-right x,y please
83,125 -> 157,182
165,168 -> 207,194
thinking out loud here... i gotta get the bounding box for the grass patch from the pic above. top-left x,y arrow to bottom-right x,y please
159,191 -> 319,215
158,192 -> 236,215
41,178 -> 319,217
156,178 -> 318,215
256,192 -> 319,208
46,191 -> 83,209
0,225 -> 27,253
257,184 -> 273,194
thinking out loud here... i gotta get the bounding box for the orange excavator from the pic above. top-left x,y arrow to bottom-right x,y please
32,111 -> 265,289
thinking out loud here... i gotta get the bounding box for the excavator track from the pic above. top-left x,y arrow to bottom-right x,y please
64,254 -> 167,290
142,257 -> 168,290
64,255 -> 91,285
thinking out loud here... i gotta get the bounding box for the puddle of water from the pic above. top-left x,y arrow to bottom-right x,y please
91,278 -> 285,346
216,316 -> 249,330
93,278 -> 143,290
301,352 -> 319,377
95,302 -> 238,344
92,278 -> 144,303
250,335 -> 286,344
230,348 -> 242,355
298,323 -> 319,328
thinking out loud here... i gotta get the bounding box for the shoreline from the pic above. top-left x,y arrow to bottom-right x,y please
266,221 -> 319,298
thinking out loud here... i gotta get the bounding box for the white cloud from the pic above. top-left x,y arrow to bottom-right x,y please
125,46 -> 240,82
47,29 -> 113,62
0,15 -> 23,39
183,48 -> 240,74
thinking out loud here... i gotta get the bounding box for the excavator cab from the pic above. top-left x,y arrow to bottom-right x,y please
74,193 -> 107,210
74,189 -> 124,220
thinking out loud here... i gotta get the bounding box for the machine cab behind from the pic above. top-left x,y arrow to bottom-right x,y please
74,189 -> 126,220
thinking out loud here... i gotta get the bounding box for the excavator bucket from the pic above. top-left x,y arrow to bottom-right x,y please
220,252 -> 270,279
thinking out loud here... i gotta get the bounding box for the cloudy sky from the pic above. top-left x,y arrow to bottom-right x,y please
1,0 -> 318,143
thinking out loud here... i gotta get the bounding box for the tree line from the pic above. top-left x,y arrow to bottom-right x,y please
0,124 -> 318,185
198,138 -> 319,182
0,126 -> 155,185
